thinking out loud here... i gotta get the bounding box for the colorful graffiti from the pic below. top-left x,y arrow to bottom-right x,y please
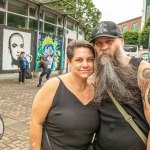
36,33 -> 64,71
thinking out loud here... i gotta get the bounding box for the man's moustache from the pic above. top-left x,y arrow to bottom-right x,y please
98,51 -> 112,58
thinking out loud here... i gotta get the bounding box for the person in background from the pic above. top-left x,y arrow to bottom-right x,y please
29,40 -> 99,150
18,51 -> 28,84
37,56 -> 52,87
90,21 -> 150,150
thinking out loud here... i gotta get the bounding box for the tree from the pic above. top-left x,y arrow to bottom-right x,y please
74,0 -> 101,40
123,31 -> 140,46
39,0 -> 101,41
140,17 -> 150,49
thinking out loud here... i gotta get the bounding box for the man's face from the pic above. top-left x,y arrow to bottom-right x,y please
9,34 -> 24,60
93,36 -> 137,104
94,36 -> 124,62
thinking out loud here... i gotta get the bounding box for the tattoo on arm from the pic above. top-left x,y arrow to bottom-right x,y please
144,88 -> 150,111
142,68 -> 150,79
141,87 -> 150,126
139,80 -> 149,95
139,68 -> 150,94
142,96 -> 146,109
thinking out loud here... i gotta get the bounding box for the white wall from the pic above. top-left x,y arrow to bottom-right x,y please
2,29 -> 31,70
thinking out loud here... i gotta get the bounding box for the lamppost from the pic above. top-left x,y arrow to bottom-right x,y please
148,31 -> 150,61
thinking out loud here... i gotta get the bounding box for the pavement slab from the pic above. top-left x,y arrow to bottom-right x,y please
0,76 -> 56,149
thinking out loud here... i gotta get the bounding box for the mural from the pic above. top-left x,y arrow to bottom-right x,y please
3,29 -> 32,70
36,33 -> 64,71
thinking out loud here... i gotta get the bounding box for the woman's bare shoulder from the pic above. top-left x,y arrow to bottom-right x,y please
42,77 -> 60,92
32,77 -> 60,109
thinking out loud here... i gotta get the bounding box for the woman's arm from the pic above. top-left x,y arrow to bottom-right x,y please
29,78 -> 60,150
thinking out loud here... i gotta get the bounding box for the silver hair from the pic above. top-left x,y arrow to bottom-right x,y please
93,46 -> 140,107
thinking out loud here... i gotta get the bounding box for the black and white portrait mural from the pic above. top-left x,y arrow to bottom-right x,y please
3,29 -> 32,70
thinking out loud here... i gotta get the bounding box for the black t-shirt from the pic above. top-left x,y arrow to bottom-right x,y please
94,57 -> 149,150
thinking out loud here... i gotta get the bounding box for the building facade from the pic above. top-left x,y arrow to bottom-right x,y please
118,16 -> 142,32
141,0 -> 150,29
0,0 -> 85,74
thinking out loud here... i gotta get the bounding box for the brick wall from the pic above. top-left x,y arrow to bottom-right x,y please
118,16 -> 142,32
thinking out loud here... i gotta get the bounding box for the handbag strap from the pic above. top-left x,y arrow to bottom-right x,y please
45,129 -> 53,150
106,88 -> 147,144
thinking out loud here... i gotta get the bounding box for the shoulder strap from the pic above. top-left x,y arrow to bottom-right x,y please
43,120 -> 53,150
129,57 -> 142,68
106,88 -> 147,144
45,129 -> 53,150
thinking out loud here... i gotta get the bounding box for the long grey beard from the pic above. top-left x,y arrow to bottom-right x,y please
94,50 -> 139,106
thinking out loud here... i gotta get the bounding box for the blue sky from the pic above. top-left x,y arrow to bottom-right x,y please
92,0 -> 143,23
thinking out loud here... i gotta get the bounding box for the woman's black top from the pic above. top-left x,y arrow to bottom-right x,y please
41,78 -> 100,150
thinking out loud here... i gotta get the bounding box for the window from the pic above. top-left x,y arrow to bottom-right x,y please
29,19 -> 37,30
146,4 -> 150,20
67,20 -> 74,30
58,17 -> 62,26
122,26 -> 128,32
0,11 -> 5,24
8,0 -> 28,15
142,53 -> 150,60
124,44 -> 139,57
7,13 -> 26,28
147,0 -> 150,5
29,19 -> 43,32
29,7 -> 37,17
0,0 -> 5,9
79,26 -> 84,35
45,12 -> 57,24
124,45 -> 138,52
57,27 -> 63,37
40,10 -> 44,20
44,23 -> 56,35
131,22 -> 138,31
74,24 -> 77,31
40,22 -> 43,32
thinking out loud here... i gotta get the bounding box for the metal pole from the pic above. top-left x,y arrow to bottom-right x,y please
75,0 -> 77,18
35,4 -> 41,71
148,31 -> 150,62
60,15 -> 66,73
77,23 -> 79,39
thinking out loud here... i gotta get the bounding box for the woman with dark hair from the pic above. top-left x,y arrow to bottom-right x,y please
30,40 -> 99,150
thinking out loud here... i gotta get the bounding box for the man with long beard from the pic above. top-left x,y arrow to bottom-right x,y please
90,21 -> 150,150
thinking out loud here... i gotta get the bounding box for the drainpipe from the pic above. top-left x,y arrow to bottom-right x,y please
148,31 -> 150,61
35,4 -> 41,71
60,15 -> 66,73
77,23 -> 79,39
84,27 -> 86,40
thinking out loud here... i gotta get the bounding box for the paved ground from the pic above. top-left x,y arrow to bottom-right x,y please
0,75 -> 57,150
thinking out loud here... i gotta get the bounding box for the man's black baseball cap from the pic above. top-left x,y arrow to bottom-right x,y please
90,21 -> 123,43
